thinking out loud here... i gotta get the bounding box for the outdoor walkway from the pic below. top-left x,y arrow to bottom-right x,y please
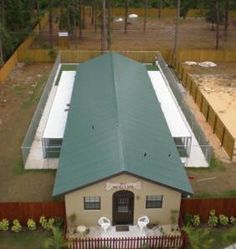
88,225 -> 162,238
25,68 -> 76,169
149,70 -> 209,168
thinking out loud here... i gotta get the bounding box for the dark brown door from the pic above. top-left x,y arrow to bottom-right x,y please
112,190 -> 134,225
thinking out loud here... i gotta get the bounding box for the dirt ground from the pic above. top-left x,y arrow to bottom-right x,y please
181,63 -> 236,196
34,16 -> 236,50
0,63 -> 56,201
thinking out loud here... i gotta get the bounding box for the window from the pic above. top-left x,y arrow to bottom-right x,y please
146,195 -> 163,208
84,196 -> 101,210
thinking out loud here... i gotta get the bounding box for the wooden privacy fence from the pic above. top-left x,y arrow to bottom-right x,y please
60,49 -> 171,64
172,49 -> 236,67
0,13 -> 49,83
67,235 -> 187,249
88,7 -> 236,18
173,50 -> 236,160
181,198 -> 236,223
0,202 -> 65,225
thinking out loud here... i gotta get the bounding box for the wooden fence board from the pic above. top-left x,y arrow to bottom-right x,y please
214,117 -> 225,143
0,202 -> 65,225
0,51 -> 18,83
181,198 -> 236,222
222,130 -> 235,160
177,49 -> 236,63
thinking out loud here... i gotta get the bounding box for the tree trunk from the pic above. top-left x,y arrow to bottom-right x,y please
91,2 -> 94,25
0,38 -> 4,65
0,0 -> 4,64
49,2 -> 53,47
174,0 -> 180,54
158,0 -> 162,19
107,0 -> 112,50
224,0 -> 229,37
215,0 -> 220,49
143,0 -> 148,32
36,0 -> 41,32
79,0 -> 83,38
82,1 -> 86,29
101,0 -> 108,52
71,0 -> 77,37
124,0 -> 129,33
94,0 -> 97,32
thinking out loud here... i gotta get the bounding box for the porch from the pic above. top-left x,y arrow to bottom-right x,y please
67,225 -> 185,249
67,224 -> 180,239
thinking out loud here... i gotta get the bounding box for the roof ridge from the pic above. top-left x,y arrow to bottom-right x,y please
110,53 -> 126,170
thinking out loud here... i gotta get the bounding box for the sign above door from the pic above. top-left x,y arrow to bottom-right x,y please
105,181 -> 142,191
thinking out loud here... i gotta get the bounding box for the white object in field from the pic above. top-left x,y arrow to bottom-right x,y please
43,71 -> 76,139
58,32 -> 68,37
137,216 -> 150,232
184,61 -> 198,66
114,17 -> 123,22
128,14 -> 138,18
198,61 -> 217,67
98,217 -> 111,233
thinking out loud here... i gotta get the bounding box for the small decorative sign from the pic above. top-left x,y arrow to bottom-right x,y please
105,181 -> 142,191
58,32 -> 69,37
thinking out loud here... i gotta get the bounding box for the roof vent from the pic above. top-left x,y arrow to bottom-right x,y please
168,153 -> 171,158
92,125 -> 95,130
144,152 -> 147,157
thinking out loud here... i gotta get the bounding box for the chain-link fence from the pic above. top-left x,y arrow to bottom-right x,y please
156,52 -> 212,164
21,54 -> 61,165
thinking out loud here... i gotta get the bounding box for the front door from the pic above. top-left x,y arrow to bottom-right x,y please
112,190 -> 134,225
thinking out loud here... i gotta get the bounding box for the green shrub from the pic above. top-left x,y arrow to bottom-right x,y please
230,216 -> 236,225
27,218 -> 36,231
48,47 -> 58,59
39,216 -> 54,231
54,216 -> 64,229
23,53 -> 32,65
219,214 -> 229,226
0,218 -> 9,231
192,215 -> 201,227
208,209 -> 218,227
11,219 -> 22,232
184,213 -> 192,226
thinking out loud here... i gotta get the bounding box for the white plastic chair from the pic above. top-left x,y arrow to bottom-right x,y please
98,217 -> 111,233
137,216 -> 150,232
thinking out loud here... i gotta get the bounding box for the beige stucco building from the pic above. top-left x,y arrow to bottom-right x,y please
65,173 -> 181,226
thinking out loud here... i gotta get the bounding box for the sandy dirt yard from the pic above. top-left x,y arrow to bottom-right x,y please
185,63 -> 236,140
181,63 -> 236,196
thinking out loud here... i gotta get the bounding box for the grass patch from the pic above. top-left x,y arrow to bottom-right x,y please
209,156 -> 225,171
145,64 -> 159,71
22,75 -> 48,109
0,230 -> 50,249
13,157 -> 25,175
11,84 -> 24,96
55,64 -> 78,86
192,226 -> 236,249
187,155 -> 225,173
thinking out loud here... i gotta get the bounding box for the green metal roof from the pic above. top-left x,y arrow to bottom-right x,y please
53,52 -> 192,196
